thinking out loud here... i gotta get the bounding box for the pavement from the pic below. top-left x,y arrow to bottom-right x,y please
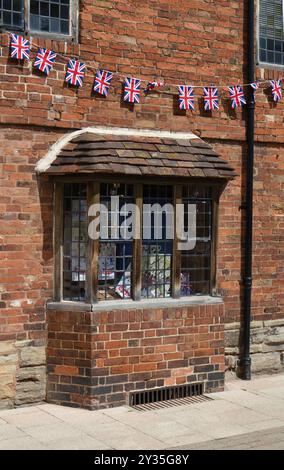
0,373 -> 284,450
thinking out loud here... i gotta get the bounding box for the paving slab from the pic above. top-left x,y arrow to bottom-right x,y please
171,426 -> 284,450
0,436 -> 46,450
0,424 -> 25,442
45,436 -> 112,450
1,373 -> 284,450
1,409 -> 62,427
24,422 -> 87,443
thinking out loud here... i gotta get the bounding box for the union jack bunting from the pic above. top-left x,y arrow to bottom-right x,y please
228,85 -> 246,108
250,82 -> 260,91
10,34 -> 30,60
124,77 -> 141,103
65,59 -> 86,87
270,80 -> 282,102
178,86 -> 194,110
34,48 -> 56,75
203,87 -> 219,111
93,69 -> 113,96
144,81 -> 163,92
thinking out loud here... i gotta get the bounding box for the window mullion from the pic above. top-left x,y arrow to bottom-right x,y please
172,184 -> 182,299
54,182 -> 63,302
210,186 -> 219,295
132,183 -> 142,301
24,0 -> 29,33
87,181 -> 100,304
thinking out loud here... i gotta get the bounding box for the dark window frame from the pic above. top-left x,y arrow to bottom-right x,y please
0,0 -> 78,42
53,177 -> 221,304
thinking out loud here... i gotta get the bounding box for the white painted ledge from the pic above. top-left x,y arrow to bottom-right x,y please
46,295 -> 223,313
35,126 -> 199,173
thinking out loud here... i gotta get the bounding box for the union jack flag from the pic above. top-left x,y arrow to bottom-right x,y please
203,87 -> 219,111
65,59 -> 86,87
34,48 -> 56,75
270,80 -> 282,102
10,34 -> 30,60
250,82 -> 260,91
93,69 -> 113,96
178,86 -> 194,110
228,85 -> 246,108
124,77 -> 141,103
144,81 -> 163,93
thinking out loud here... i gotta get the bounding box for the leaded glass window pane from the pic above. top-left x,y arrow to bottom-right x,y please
98,183 -> 134,301
63,183 -> 87,301
141,185 -> 173,299
181,185 -> 212,296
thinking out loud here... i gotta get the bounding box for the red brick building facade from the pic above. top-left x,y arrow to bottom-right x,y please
1,1 -> 284,409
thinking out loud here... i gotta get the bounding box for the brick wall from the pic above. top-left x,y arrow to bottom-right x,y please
47,303 -> 225,409
0,128 -> 56,407
1,0 -> 284,408
0,1 -> 282,143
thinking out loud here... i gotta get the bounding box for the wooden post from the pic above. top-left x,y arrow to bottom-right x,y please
132,184 -> 142,301
53,182 -> 63,301
87,182 -> 100,303
172,184 -> 182,298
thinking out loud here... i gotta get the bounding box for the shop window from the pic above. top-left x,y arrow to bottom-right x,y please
55,181 -> 218,303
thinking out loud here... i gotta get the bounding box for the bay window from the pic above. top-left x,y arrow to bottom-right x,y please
54,180 -> 219,304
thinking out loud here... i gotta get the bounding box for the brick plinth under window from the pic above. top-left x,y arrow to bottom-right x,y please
47,303 -> 225,410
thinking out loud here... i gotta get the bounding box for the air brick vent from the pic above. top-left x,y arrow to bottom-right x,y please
129,382 -> 208,410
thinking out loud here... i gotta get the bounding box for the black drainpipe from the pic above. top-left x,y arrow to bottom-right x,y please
239,0 -> 255,380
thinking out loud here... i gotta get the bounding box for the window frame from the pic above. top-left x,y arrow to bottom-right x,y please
257,0 -> 284,69
53,176 -> 221,304
0,0 -> 79,42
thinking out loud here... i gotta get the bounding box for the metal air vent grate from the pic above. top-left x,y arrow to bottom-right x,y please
129,382 -> 211,411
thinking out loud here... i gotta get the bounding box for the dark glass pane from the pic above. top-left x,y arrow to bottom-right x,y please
30,14 -> 40,30
50,17 -> 60,32
267,51 -> 275,63
50,3 -> 59,16
275,40 -> 282,52
267,38 -> 274,50
30,0 -> 39,14
40,1 -> 49,16
13,0 -> 22,11
60,19 -> 69,34
3,11 -> 11,23
13,12 -> 21,25
60,4 -> 68,19
275,52 -> 282,64
3,0 -> 11,9
259,37 -> 266,49
259,49 -> 266,62
40,15 -> 49,31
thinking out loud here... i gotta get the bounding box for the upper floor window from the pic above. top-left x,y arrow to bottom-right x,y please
258,0 -> 284,66
0,0 -> 77,39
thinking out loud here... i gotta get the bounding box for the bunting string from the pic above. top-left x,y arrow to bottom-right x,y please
3,32 -> 284,108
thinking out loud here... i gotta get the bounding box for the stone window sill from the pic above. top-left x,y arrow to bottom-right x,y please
46,295 -> 223,312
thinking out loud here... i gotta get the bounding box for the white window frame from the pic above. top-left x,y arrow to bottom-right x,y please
257,0 -> 284,69
0,0 -> 79,42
